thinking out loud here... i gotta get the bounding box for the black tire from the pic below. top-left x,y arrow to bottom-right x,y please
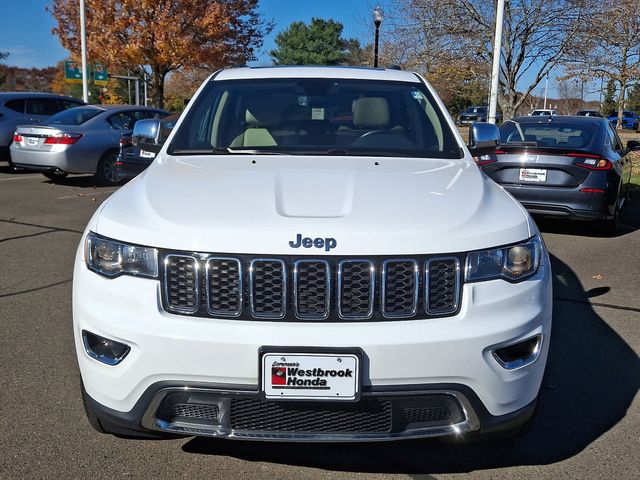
95,150 -> 121,186
599,203 -> 619,234
42,171 -> 69,182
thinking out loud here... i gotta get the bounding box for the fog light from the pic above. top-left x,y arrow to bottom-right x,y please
82,330 -> 130,366
492,335 -> 542,370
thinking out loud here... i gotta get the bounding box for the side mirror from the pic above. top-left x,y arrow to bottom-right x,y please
627,140 -> 640,151
132,119 -> 162,148
468,122 -> 500,157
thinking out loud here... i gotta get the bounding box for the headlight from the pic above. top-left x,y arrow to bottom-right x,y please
465,235 -> 543,283
85,232 -> 158,278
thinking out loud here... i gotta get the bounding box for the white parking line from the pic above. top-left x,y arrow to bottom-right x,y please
0,175 -> 43,182
57,189 -> 118,200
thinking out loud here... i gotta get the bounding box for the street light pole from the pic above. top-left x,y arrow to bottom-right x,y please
543,74 -> 549,110
488,0 -> 505,124
373,6 -> 383,68
79,0 -> 89,103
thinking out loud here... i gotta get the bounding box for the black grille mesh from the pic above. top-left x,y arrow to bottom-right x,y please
230,398 -> 392,433
295,261 -> 330,318
339,261 -> 374,318
165,255 -> 198,311
427,259 -> 459,314
251,260 -> 286,318
172,403 -> 219,421
383,261 -> 418,316
403,407 -> 451,423
207,258 -> 241,316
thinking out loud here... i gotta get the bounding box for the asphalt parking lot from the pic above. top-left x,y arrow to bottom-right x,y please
1,165 -> 639,479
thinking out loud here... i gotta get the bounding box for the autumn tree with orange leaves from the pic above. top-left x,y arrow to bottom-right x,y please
49,0 -> 270,108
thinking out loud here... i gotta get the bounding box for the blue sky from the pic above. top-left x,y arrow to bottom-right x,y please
0,0 -> 372,68
1,0 -> 595,100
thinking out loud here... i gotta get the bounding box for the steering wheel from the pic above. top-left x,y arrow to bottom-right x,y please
357,129 -> 390,140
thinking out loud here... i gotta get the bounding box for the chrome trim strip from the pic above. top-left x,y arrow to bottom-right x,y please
141,387 -> 481,441
163,254 -> 200,314
249,259 -> 287,319
425,257 -> 461,315
492,334 -> 544,370
293,259 -> 331,320
205,257 -> 243,317
337,260 -> 375,320
381,259 -> 419,318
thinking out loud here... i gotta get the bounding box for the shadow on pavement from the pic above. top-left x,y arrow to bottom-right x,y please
181,254 -> 640,474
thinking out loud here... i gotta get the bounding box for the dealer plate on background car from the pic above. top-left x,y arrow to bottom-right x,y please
519,168 -> 547,183
261,351 -> 360,401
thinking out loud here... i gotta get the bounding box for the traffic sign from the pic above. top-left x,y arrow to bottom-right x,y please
94,64 -> 108,86
64,61 -> 83,84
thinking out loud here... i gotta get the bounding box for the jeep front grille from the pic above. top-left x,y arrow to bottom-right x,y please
161,253 -> 462,321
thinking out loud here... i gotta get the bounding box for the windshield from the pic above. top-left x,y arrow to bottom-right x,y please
169,78 -> 462,158
500,121 -> 597,149
47,107 -> 103,125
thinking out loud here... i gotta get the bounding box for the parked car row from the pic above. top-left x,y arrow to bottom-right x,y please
0,92 -> 85,166
9,104 -> 168,184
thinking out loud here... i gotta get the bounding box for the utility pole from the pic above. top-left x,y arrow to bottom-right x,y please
543,74 -> 549,110
488,0 -> 505,124
79,0 -> 89,103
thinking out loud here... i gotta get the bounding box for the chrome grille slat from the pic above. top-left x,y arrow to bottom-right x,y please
164,255 -> 199,313
381,260 -> 419,318
425,258 -> 460,315
294,260 -> 330,319
161,254 -> 462,321
205,257 -> 242,317
249,259 -> 287,319
337,260 -> 375,320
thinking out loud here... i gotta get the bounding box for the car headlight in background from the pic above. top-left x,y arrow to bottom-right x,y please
465,235 -> 544,283
85,232 -> 158,278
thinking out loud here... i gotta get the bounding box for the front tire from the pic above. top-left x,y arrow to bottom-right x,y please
95,150 -> 121,186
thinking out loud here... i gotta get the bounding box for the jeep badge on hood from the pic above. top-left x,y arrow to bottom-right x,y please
289,234 -> 337,251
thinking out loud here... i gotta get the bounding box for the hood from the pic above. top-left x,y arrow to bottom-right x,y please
95,155 -> 532,255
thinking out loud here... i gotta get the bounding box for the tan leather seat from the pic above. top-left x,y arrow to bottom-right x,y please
231,98 -> 283,147
337,97 -> 395,145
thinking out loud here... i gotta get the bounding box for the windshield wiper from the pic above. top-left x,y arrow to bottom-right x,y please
168,146 -> 287,155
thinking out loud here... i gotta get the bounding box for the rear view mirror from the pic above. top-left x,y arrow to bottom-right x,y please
627,140 -> 640,151
468,122 -> 500,157
132,119 -> 162,148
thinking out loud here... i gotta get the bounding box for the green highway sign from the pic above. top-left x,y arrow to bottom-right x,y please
64,61 -> 83,84
94,64 -> 108,86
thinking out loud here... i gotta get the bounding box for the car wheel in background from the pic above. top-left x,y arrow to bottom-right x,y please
42,171 -> 69,182
96,150 -> 121,186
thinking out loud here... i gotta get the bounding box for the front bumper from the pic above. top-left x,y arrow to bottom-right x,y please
73,245 -> 552,440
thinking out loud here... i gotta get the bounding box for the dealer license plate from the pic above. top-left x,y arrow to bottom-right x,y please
519,168 -> 547,183
27,137 -> 39,146
261,351 -> 360,401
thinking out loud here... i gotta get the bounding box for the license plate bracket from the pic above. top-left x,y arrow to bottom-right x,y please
259,346 -> 362,402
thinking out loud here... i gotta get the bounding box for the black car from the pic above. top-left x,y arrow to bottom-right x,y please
457,106 -> 501,124
477,116 -> 639,231
116,113 -> 179,181
576,110 -> 602,117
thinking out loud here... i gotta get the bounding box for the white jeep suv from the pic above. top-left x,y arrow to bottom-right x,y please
74,66 -> 552,441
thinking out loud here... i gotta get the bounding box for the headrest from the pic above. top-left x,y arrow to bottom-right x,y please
245,98 -> 282,127
353,97 -> 390,128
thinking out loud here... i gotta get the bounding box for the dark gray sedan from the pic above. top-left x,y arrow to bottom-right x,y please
10,105 -> 168,184
477,115 -> 639,232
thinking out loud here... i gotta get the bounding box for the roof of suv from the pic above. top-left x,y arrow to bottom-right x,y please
215,66 -> 420,83
0,92 -> 82,100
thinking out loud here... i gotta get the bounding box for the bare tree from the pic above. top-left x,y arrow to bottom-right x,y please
556,77 -> 583,115
566,0 -> 640,128
384,0 -> 591,119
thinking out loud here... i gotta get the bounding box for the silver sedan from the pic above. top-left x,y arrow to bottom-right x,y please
10,105 -> 168,185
